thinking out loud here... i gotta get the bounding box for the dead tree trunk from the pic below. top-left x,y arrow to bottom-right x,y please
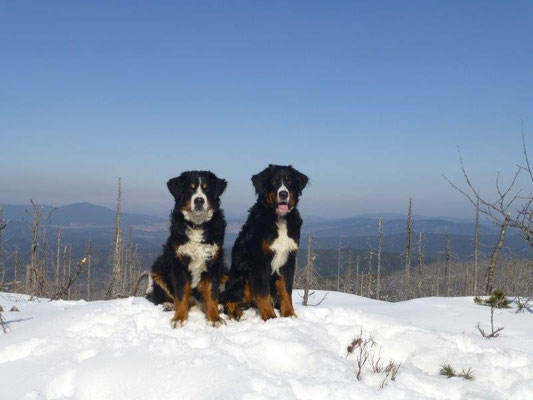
405,198 -> 413,299
302,233 -> 313,306
63,245 -> 68,287
377,217 -> 383,300
38,227 -> 47,296
29,201 -> 43,296
344,250 -> 352,293
445,235 -> 451,296
366,246 -> 373,298
486,213 -> 510,295
435,260 -> 441,297
355,255 -> 360,296
126,227 -> 134,293
417,232 -> 424,298
336,241 -> 342,292
66,245 -> 72,300
87,240 -> 93,301
111,177 -> 123,298
360,255 -> 365,296
55,228 -> 62,290
473,197 -> 480,295
13,250 -> 20,285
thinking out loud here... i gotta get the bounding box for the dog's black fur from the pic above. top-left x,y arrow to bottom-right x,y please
147,170 -> 227,327
223,164 -> 308,321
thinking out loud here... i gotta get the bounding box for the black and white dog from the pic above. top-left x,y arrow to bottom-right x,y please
147,170 -> 227,327
223,164 -> 308,321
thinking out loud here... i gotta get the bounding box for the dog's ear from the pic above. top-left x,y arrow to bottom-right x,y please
167,175 -> 185,199
209,172 -> 227,197
251,166 -> 271,195
290,166 -> 309,195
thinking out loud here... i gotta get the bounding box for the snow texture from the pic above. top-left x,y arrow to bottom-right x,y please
0,291 -> 532,400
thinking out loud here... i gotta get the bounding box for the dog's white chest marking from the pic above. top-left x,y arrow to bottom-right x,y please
270,219 -> 298,275
176,226 -> 219,288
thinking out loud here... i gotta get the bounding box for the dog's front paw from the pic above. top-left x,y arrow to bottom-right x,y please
170,318 -> 187,329
209,318 -> 226,328
162,302 -> 175,312
281,310 -> 297,318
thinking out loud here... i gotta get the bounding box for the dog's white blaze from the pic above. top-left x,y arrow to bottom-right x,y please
176,226 -> 219,288
183,178 -> 214,224
191,177 -> 208,210
270,218 -> 298,275
277,181 -> 290,203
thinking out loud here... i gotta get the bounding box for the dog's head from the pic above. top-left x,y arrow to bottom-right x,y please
252,164 -> 308,217
167,171 -> 227,224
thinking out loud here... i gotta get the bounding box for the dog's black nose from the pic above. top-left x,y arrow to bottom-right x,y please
279,190 -> 288,201
194,197 -> 205,207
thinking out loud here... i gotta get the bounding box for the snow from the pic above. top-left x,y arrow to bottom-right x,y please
0,291 -> 532,400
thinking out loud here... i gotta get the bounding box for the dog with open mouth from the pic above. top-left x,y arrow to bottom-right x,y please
223,164 -> 308,321
147,170 -> 227,327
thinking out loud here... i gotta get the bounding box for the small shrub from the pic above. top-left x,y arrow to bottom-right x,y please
485,290 -> 510,309
474,290 -> 510,308
440,364 -> 475,381
440,364 -> 456,378
458,368 -> 475,381
346,328 -> 401,388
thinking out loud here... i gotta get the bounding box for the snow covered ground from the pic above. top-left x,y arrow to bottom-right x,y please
0,291 -> 532,400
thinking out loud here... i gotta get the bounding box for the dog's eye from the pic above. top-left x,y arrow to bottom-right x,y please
202,183 -> 207,189
272,177 -> 280,184
191,183 -> 196,189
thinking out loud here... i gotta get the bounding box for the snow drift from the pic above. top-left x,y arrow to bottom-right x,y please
0,291 -> 532,400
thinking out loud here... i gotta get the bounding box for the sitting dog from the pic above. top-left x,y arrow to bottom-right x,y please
147,170 -> 227,327
223,164 -> 308,321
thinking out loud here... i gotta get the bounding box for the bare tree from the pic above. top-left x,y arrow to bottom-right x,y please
336,241 -> 342,292
473,197 -> 480,295
445,235 -> 451,296
66,244 -> 72,299
300,233 -> 326,306
417,232 -> 424,298
13,250 -> 20,285
435,260 -> 441,296
445,128 -> 533,249
87,240 -> 93,301
405,198 -> 413,299
355,255 -> 360,296
50,254 -> 87,301
486,213 -> 510,294
366,245 -> 374,298
55,228 -> 62,290
62,245 -> 68,287
344,250 -> 353,293
127,227 -> 135,293
377,217 -> 383,300
110,177 -> 123,298
28,201 -> 43,296
302,233 -> 315,305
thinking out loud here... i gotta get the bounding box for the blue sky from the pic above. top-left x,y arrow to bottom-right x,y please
1,1 -> 532,218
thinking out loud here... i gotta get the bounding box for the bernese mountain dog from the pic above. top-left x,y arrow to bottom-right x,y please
223,164 -> 308,321
147,170 -> 227,328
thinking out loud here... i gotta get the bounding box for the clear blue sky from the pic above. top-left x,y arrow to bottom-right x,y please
1,1 -> 532,218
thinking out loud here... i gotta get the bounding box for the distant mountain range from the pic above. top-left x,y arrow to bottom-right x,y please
1,202 -> 166,228
1,202 -> 530,270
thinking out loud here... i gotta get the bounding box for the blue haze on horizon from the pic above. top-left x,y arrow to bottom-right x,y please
1,1 -> 532,218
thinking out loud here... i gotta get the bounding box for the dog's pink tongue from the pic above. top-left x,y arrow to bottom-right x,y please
278,204 -> 289,214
